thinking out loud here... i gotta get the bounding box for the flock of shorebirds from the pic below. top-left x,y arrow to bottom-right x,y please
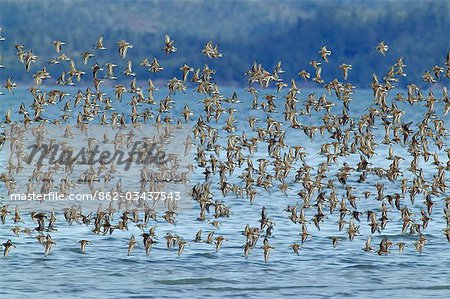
0,26 -> 450,262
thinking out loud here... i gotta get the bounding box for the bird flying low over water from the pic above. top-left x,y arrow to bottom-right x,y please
162,34 -> 177,54
44,234 -> 56,256
0,27 -> 6,41
78,240 -> 91,254
117,40 -> 133,59
376,41 -> 389,56
202,40 -> 223,59
94,35 -> 107,50
127,235 -> 137,255
2,240 -> 15,257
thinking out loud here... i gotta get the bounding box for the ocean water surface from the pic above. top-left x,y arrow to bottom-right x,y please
0,87 -> 449,298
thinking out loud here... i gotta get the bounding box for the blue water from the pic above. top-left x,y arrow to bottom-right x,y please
0,87 -> 449,298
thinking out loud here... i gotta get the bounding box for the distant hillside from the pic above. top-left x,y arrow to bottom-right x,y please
0,0 -> 448,86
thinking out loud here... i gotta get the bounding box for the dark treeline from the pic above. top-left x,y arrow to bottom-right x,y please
0,0 -> 448,87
